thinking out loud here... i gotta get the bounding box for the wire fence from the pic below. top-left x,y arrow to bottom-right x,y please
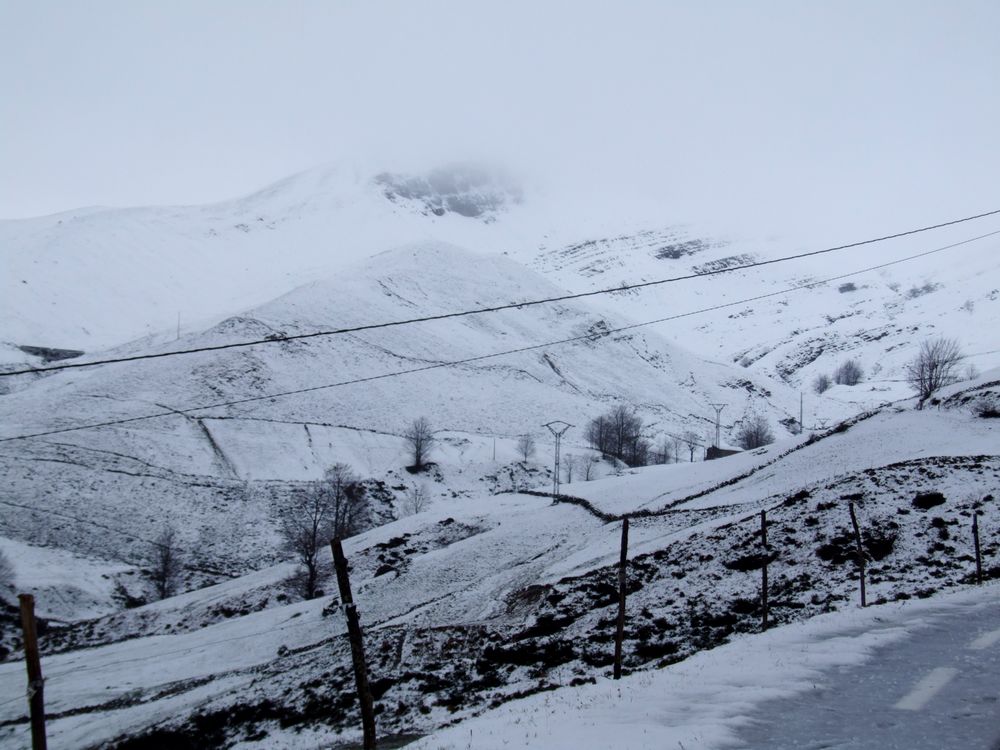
2,477 -> 995,744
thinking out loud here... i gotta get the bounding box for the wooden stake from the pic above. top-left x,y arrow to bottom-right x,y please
613,517 -> 629,680
18,594 -> 47,750
330,539 -> 376,750
848,502 -> 867,607
973,513 -> 983,585
760,510 -> 769,630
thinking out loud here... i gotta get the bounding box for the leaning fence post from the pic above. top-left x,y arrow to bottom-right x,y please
330,539 -> 377,750
760,510 -> 769,630
973,513 -> 983,585
18,594 -> 48,750
613,517 -> 629,680
848,502 -> 867,607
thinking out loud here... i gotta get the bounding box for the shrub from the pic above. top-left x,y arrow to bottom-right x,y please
833,359 -> 864,386
972,395 -> 1000,419
813,373 -> 832,394
912,492 -> 946,511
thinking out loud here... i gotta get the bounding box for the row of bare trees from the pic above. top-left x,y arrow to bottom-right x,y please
586,405 -> 649,466
584,406 -> 703,467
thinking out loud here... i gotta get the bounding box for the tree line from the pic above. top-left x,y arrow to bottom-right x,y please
584,405 -> 703,467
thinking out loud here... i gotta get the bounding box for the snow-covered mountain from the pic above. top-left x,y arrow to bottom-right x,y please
524,221 -> 1000,404
0,163 -> 532,352
5,160 -> 996,405
0,241 -> 802,575
2,163 -> 999,749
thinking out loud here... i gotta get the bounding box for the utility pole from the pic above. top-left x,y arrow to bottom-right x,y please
543,421 -> 572,498
799,392 -> 804,433
709,403 -> 726,449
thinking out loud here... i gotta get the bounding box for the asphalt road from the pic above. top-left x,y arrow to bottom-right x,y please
736,597 -> 1000,749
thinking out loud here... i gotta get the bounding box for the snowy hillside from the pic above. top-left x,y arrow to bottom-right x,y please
524,221 -> 1000,408
2,162 -> 999,749
0,164 -> 531,352
0,241 -> 801,587
5,159 -> 996,418
0,374 -> 996,748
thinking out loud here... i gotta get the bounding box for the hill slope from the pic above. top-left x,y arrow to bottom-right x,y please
0,241 -> 799,578
0,164 -> 528,352
524,222 -> 1000,407
0,375 -> 996,748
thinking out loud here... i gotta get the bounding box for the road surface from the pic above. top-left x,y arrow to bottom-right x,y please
736,596 -> 1000,749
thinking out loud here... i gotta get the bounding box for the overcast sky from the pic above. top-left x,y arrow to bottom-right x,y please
1,1 -> 998,238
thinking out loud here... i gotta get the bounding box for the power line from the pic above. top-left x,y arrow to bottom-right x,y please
2,228 -> 994,445
4,208 -> 999,378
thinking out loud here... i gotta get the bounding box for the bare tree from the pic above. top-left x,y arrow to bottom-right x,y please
905,337 -> 964,402
813,373 -> 832,394
609,405 -> 641,461
583,455 -> 599,480
682,430 -> 700,462
562,454 -> 577,483
404,417 -> 436,471
282,463 -> 365,599
655,437 -> 671,464
150,526 -> 183,600
586,414 -> 610,454
327,464 -> 367,537
671,437 -> 684,463
736,414 -> 775,449
516,433 -> 537,462
401,482 -> 429,515
833,359 -> 864,386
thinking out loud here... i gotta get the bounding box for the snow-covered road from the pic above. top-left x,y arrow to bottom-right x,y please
736,596 -> 1000,749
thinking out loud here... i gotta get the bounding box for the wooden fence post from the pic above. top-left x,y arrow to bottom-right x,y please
760,510 -> 769,630
613,517 -> 629,680
848,502 -> 866,607
18,594 -> 47,750
330,539 -> 377,750
973,513 -> 983,585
